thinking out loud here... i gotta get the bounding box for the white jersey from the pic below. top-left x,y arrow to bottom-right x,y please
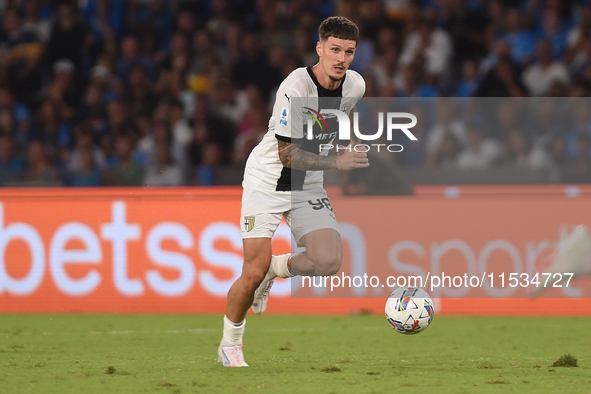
243,66 -> 365,191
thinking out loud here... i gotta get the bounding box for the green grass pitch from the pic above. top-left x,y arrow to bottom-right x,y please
1,314 -> 589,393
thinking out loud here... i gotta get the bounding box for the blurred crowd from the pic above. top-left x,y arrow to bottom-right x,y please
1,0 -> 591,187
376,98 -> 591,177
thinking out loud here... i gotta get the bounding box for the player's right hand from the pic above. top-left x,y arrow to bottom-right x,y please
335,147 -> 370,170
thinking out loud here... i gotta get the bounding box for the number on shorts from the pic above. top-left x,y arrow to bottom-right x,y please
308,198 -> 333,212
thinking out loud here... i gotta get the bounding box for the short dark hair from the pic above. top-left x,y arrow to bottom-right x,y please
318,16 -> 359,43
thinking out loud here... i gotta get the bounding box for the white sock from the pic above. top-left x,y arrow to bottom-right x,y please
270,253 -> 293,279
220,315 -> 245,347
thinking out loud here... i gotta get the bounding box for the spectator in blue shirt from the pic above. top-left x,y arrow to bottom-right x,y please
0,87 -> 32,150
69,147 -> 103,186
455,59 -> 480,97
500,7 -> 537,65
565,101 -> 591,159
115,36 -> 156,82
0,134 -> 25,184
398,62 -> 439,98
537,8 -> 570,60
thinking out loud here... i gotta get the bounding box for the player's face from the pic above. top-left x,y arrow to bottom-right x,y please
317,36 -> 356,82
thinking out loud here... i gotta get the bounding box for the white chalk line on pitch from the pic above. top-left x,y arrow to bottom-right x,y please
0,326 -> 382,337
86,327 -> 331,335
90,326 -> 383,335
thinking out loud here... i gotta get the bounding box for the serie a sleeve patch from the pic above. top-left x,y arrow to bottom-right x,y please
279,107 -> 289,126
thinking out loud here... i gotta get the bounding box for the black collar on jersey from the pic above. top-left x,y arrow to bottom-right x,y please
306,66 -> 345,97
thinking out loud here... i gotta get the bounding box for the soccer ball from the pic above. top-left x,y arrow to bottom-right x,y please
385,287 -> 434,334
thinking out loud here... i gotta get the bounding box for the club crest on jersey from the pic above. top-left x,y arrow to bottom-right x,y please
244,216 -> 255,232
279,107 -> 289,126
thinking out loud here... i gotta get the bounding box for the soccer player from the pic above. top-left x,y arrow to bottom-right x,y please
217,16 -> 368,367
530,225 -> 591,296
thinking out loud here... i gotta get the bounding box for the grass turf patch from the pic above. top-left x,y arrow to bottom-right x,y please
550,353 -> 578,367
0,315 -> 589,394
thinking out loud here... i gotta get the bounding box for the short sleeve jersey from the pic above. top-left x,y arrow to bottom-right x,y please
243,66 -> 365,191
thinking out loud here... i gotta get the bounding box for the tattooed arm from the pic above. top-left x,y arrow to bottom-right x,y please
277,140 -> 337,170
278,140 -> 369,171
277,106 -> 369,171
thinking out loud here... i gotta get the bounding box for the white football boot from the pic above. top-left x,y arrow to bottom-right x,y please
530,225 -> 591,296
251,276 -> 274,315
217,345 -> 248,367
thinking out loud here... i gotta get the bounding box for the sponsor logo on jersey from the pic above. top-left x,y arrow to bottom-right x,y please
302,107 -> 328,131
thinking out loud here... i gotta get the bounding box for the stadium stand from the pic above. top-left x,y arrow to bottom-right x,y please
0,0 -> 590,188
